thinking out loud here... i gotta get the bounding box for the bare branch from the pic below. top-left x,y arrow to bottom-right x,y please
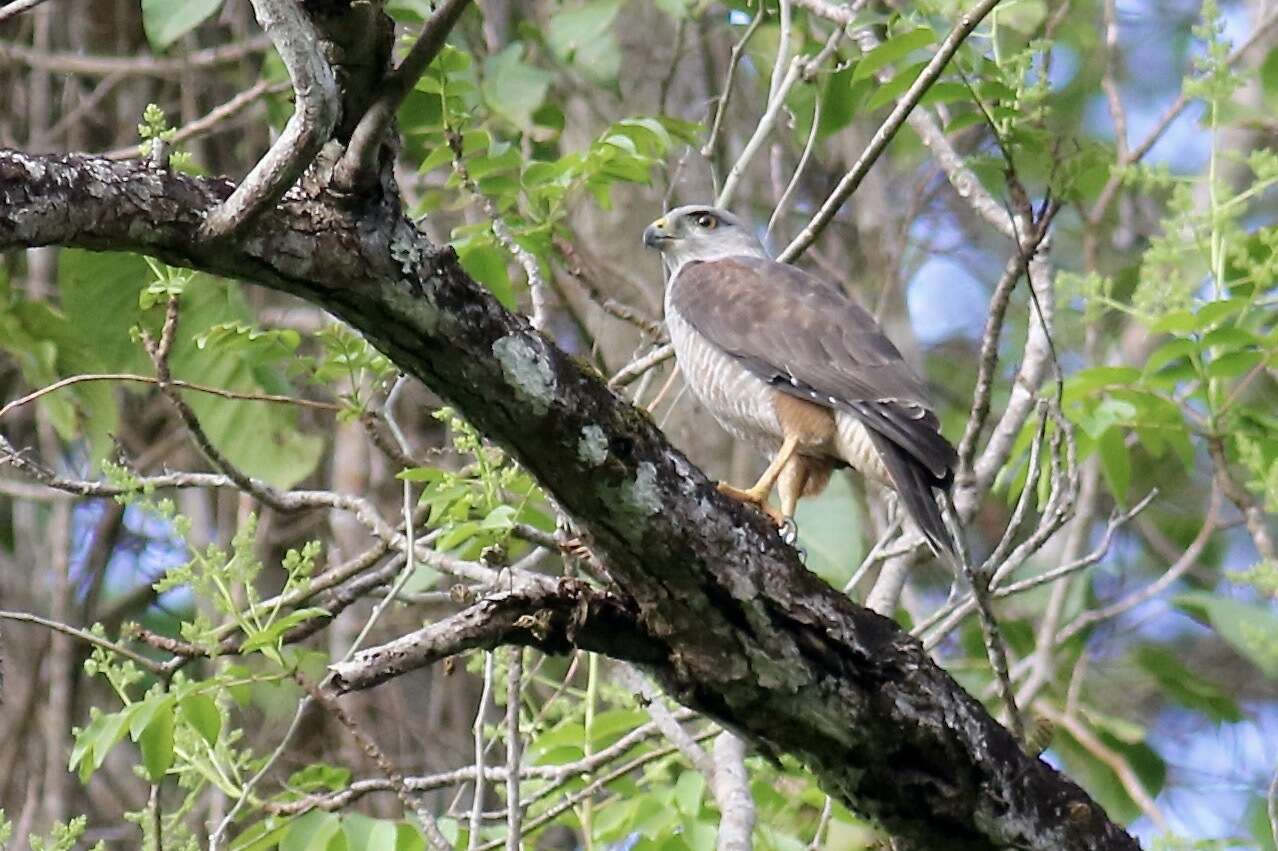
619,665 -> 715,777
702,9 -> 766,161
505,648 -> 524,851
712,733 -> 755,851
0,370 -> 340,420
1207,435 -> 1276,560
0,609 -> 165,674
200,0 -> 339,241
1054,486 -> 1222,645
1034,702 -> 1169,833
0,35 -> 271,76
105,81 -> 287,161
956,211 -> 1057,478
0,0 -> 52,24
334,0 -> 473,192
780,0 -> 1005,262
790,0 -> 866,25
328,585 -> 665,693
609,344 -> 675,387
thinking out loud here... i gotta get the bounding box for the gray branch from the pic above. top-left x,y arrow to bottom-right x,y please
200,0 -> 339,241
0,148 -> 1141,851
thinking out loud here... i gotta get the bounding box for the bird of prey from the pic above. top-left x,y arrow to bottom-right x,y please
642,205 -> 958,556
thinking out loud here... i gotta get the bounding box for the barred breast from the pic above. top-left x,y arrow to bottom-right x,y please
665,304 -> 782,452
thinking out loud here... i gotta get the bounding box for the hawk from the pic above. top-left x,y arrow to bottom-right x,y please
643,205 -> 958,556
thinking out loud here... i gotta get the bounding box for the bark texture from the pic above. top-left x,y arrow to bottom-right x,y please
0,148 -> 1140,850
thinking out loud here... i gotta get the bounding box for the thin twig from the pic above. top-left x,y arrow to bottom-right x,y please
702,7 -> 767,160
609,344 -> 674,388
470,652 -> 496,850
448,132 -> 553,330
0,370 -> 340,420
780,0 -> 1006,262
1034,702 -> 1169,832
334,0 -> 473,192
0,35 -> 271,76
0,610 -> 164,674
105,81 -> 287,161
506,647 -> 524,851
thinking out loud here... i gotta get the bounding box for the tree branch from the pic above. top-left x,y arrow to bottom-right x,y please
780,0 -> 1005,262
333,0 -> 473,193
200,0 -> 339,241
0,148 -> 1139,851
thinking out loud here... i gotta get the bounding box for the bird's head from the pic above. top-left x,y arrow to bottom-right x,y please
642,205 -> 765,273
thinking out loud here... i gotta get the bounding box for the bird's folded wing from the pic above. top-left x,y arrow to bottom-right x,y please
669,256 -> 956,485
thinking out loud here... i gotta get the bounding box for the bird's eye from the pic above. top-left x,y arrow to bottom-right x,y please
696,214 -> 717,229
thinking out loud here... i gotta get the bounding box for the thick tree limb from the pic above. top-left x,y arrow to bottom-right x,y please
0,149 -> 1138,850
328,584 -> 666,691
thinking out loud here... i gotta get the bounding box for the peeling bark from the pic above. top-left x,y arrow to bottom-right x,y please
0,148 -> 1140,850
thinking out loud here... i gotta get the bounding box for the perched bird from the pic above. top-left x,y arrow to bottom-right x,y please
643,205 -> 958,556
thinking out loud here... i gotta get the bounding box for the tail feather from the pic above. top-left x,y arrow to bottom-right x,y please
865,431 -> 956,558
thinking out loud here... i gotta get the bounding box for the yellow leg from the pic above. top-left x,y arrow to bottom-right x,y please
777,456 -> 810,520
718,435 -> 799,523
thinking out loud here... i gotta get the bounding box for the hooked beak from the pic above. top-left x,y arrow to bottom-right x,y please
643,217 -> 674,249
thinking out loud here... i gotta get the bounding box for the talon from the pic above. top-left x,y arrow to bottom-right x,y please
717,481 -> 786,525
560,536 -> 593,561
780,517 -> 799,545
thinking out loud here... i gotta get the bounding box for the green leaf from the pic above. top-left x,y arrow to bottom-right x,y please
394,823 -> 425,851
918,81 -> 970,106
1195,296 -> 1250,328
342,814 -> 398,851
456,240 -> 516,309
1075,397 -> 1138,438
482,44 -> 554,129
673,771 -> 705,816
179,693 -> 222,746
1144,337 -> 1198,375
229,819 -> 294,851
129,693 -> 173,740
1175,591 -> 1278,678
1150,310 -> 1197,334
529,718 -> 587,760
852,27 -> 935,82
239,608 -> 331,653
288,763 -> 353,793
142,0 -> 222,50
589,708 -> 647,746
943,111 -> 986,134
281,811 -> 342,851
70,708 -> 135,782
1205,349 -> 1263,378
1263,47 -> 1278,107
138,701 -> 176,782
1133,645 -> 1244,722
547,0 -> 624,82
865,61 -> 928,111
1067,366 -> 1142,395
1202,326 -> 1261,349
1096,427 -> 1130,503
